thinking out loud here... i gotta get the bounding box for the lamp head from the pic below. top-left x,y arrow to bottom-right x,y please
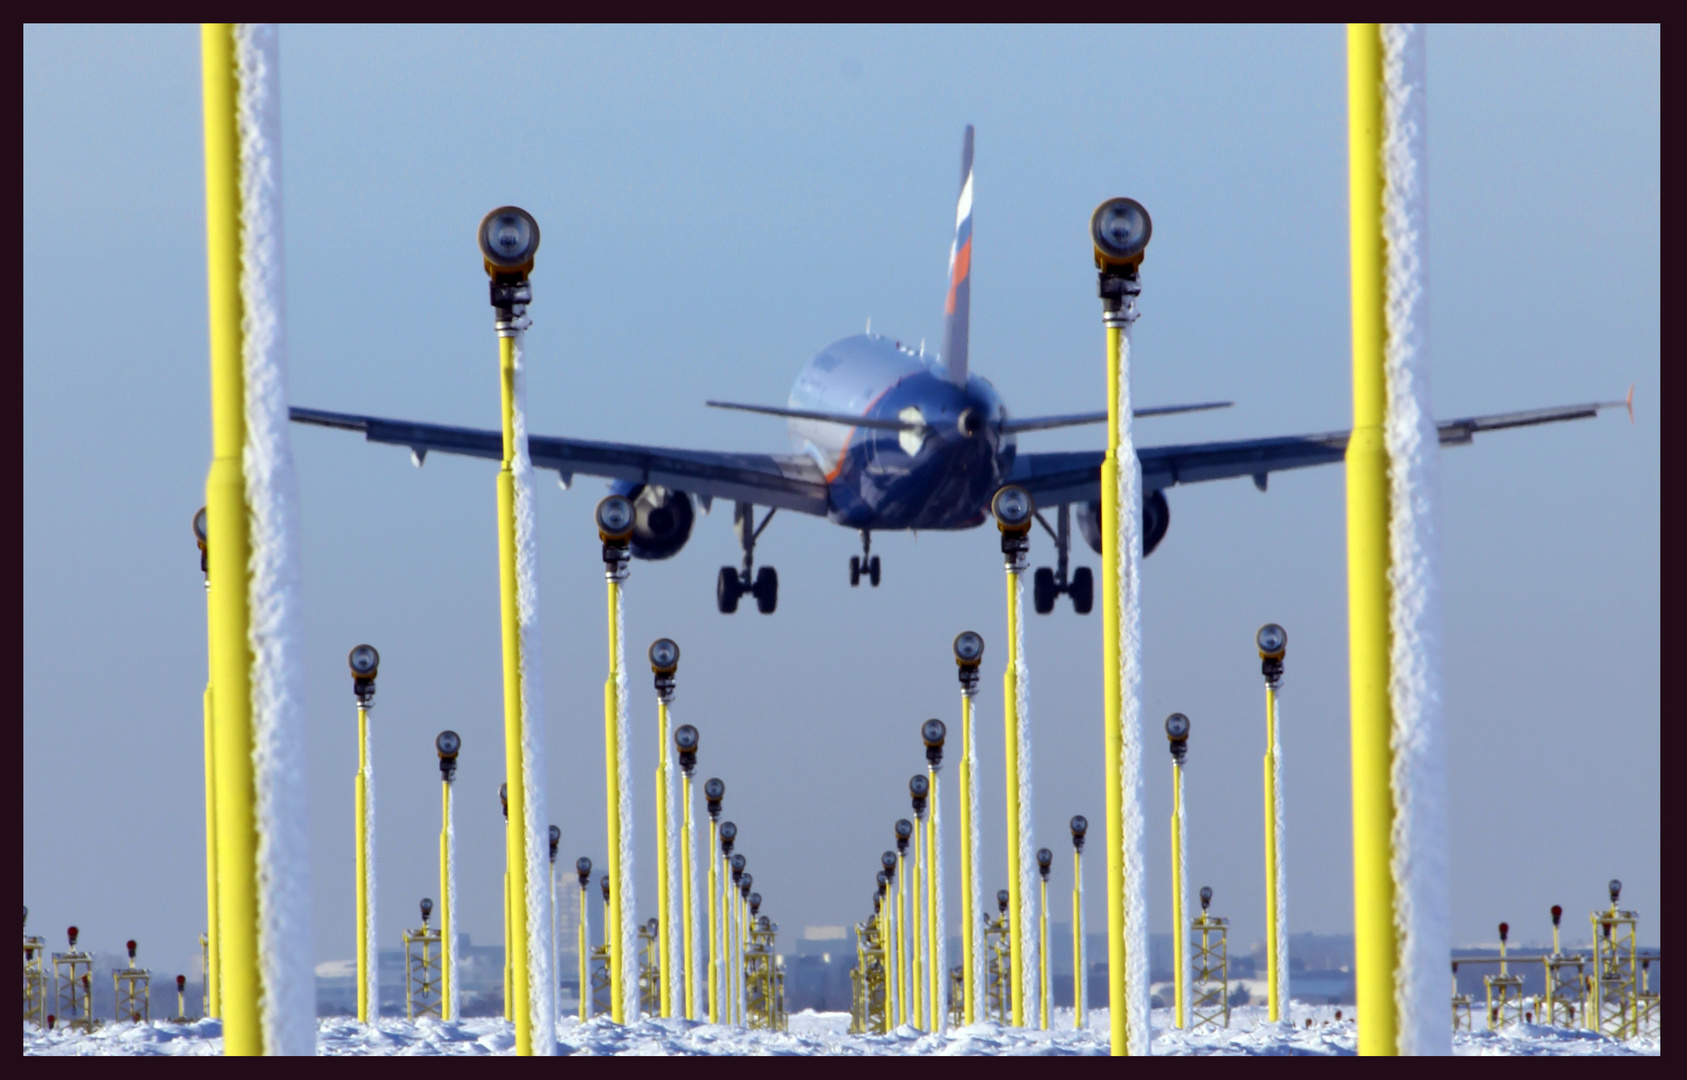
596,495 -> 635,543
996,890 -> 1009,915
1036,847 -> 1053,880
749,893 -> 761,915
436,730 -> 461,781
881,851 -> 897,874
576,856 -> 592,885
1609,879 -> 1622,906
674,725 -> 699,753
1090,197 -> 1152,270
876,870 -> 888,891
647,918 -> 659,937
420,898 -> 434,924
991,485 -> 1034,535
600,875 -> 610,902
192,507 -> 208,572
909,774 -> 929,799
1256,623 -> 1287,660
499,782 -> 508,820
348,644 -> 380,679
478,206 -> 540,278
895,818 -> 913,853
730,853 -> 746,875
1499,922 -> 1510,944
705,777 -> 725,802
719,820 -> 737,848
1070,814 -> 1088,852
649,638 -> 680,675
1200,886 -> 1212,912
548,825 -> 561,862
922,719 -> 946,749
1165,712 -> 1190,766
127,940 -> 137,959
953,631 -> 984,667
1551,904 -> 1563,926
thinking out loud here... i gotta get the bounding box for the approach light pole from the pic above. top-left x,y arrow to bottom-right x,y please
953,631 -> 984,1024
348,644 -> 379,1023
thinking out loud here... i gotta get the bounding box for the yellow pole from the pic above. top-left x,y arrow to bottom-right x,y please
1039,876 -> 1050,1030
1346,21 -> 1399,1057
1003,572 -> 1026,1027
957,694 -> 975,1024
1263,685 -> 1280,1022
1100,313 -> 1128,1055
201,23 -> 261,1056
927,774 -> 940,1029
882,900 -> 893,1033
492,322 -> 535,1052
578,884 -> 588,1020
1072,850 -> 1083,1029
911,813 -> 924,1028
681,774 -> 696,1020
654,703 -> 671,1017
440,781 -> 452,1020
1172,763 -> 1185,1029
886,878 -> 899,1031
355,703 -> 370,1022
604,580 -> 625,1023
202,683 -> 220,1018
707,821 -> 719,1023
896,852 -> 908,1027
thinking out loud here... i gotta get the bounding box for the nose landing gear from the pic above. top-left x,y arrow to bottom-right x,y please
718,502 -> 778,614
849,531 -> 881,588
1032,503 -> 1093,614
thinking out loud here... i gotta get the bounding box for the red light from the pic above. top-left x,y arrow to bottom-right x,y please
1499,922 -> 1510,942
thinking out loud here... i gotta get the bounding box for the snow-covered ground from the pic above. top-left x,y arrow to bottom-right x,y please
23,1006 -> 1658,1055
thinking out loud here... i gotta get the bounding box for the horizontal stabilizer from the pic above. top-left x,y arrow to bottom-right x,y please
1001,401 -> 1232,434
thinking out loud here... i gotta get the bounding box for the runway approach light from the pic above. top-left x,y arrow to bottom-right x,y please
1200,886 -> 1213,913
1037,848 -> 1054,882
719,821 -> 737,856
1552,904 -> 1563,927
705,778 -> 725,820
597,495 -> 635,578
876,871 -> 889,893
895,818 -> 914,855
348,644 -> 379,705
992,486 -> 1035,570
436,730 -> 460,782
1165,712 -> 1190,767
1070,815 -> 1088,852
675,725 -> 699,775
499,783 -> 508,822
923,719 -> 947,768
420,898 -> 434,926
731,855 -> 746,886
749,894 -> 762,917
954,631 -> 984,694
1090,197 -> 1152,271
601,876 -> 610,904
576,857 -> 592,888
1609,879 -> 1623,907
1256,623 -> 1286,688
192,507 -> 208,574
910,774 -> 930,817
741,873 -> 753,895
478,205 -> 540,290
997,890 -> 1010,916
882,851 -> 898,877
649,638 -> 679,702
549,825 -> 561,864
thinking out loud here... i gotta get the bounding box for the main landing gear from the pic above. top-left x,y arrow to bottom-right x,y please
849,530 -> 881,588
1033,503 -> 1093,615
718,501 -> 778,614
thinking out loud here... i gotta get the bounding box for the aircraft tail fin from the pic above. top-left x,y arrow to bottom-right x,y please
940,124 -> 975,387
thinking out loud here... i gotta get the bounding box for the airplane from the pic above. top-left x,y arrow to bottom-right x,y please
290,126 -> 1629,616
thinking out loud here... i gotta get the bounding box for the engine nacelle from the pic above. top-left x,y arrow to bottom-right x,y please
1076,489 -> 1170,557
607,481 -> 695,561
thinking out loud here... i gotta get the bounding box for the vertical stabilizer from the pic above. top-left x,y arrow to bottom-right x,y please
941,125 -> 975,387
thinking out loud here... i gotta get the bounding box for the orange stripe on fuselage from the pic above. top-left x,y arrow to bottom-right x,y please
822,379 -> 905,483
944,237 -> 972,316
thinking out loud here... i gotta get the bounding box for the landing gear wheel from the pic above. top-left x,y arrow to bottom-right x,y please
716,566 -> 742,614
868,555 -> 881,587
1032,566 -> 1057,615
752,566 -> 778,614
1070,566 -> 1094,614
849,555 -> 862,587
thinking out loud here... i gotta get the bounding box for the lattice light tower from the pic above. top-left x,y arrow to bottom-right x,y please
52,926 -> 94,1032
403,899 -> 442,1020
1483,922 -> 1525,1029
1190,887 -> 1231,1031
984,888 -> 1011,1024
1592,879 -> 1640,1039
113,939 -> 152,1023
23,907 -> 46,1028
745,897 -> 786,1032
849,891 -> 888,1034
637,917 -> 661,1017
590,875 -> 612,1018
1450,961 -> 1474,1032
1540,904 -> 1586,1029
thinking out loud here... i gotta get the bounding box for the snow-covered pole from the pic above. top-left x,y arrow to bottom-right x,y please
436,731 -> 460,1020
921,720 -> 948,1032
1070,815 -> 1089,1030
952,631 -> 984,1025
1091,197 -> 1152,1056
990,485 -> 1037,1028
200,23 -> 314,1055
349,647 -> 379,1023
1346,22 -> 1449,1057
649,639 -> 681,1018
596,494 -> 638,1023
1165,713 -> 1191,1029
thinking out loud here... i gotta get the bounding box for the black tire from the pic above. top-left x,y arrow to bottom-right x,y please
716,566 -> 741,614
1070,566 -> 1094,614
1032,566 -> 1057,614
849,555 -> 861,587
868,555 -> 881,587
753,566 -> 778,614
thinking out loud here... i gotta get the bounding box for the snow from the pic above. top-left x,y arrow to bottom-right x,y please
1380,21 -> 1450,1056
24,1007 -> 1658,1056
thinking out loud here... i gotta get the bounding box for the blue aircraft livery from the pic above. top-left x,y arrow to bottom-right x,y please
291,125 -> 1626,614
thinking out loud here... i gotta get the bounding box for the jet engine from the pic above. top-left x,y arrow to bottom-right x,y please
607,481 -> 695,561
1076,489 -> 1170,557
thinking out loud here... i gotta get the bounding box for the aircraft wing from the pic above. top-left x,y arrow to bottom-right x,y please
1007,399 -> 1627,506
288,407 -> 831,516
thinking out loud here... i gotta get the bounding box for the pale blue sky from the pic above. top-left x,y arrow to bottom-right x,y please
24,25 -> 1658,979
